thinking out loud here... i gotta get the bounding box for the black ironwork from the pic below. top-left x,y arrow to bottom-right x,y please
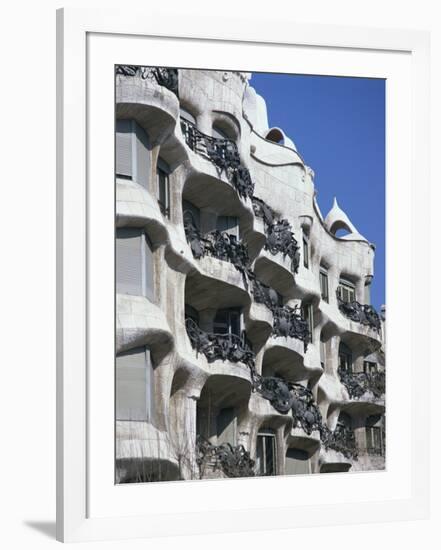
180,118 -> 254,199
272,305 -> 310,344
183,213 -> 250,277
116,65 -> 179,97
252,197 -> 300,273
249,275 -> 310,347
337,295 -> 382,331
338,368 -> 386,400
185,317 -> 255,370
196,435 -> 255,478
325,421 -> 358,460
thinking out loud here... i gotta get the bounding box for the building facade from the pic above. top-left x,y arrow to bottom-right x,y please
114,66 -> 386,483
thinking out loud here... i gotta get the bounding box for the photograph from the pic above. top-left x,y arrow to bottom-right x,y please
114,65 -> 386,484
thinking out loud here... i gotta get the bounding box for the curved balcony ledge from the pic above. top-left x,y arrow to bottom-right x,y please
116,73 -> 179,145
294,267 -> 322,301
116,421 -> 175,460
116,180 -> 169,244
339,399 -> 385,418
179,118 -> 255,201
245,302 -> 273,346
250,129 -> 305,168
262,337 -> 320,383
186,258 -> 250,311
116,421 -> 181,482
288,428 -> 321,457
317,372 -> 348,404
254,251 -> 296,298
116,294 -> 174,355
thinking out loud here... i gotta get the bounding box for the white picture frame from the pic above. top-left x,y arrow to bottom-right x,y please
56,7 -> 430,543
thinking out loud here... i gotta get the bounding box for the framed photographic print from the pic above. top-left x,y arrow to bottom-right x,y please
57,7 -> 430,543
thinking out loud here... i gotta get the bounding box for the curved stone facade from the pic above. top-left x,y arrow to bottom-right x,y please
114,66 -> 386,483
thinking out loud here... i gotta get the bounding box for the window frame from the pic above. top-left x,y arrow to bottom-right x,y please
319,268 -> 329,302
156,158 -> 170,218
256,429 -> 277,476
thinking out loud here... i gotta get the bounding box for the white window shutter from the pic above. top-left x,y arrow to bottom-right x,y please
116,119 -> 133,178
116,347 -> 154,421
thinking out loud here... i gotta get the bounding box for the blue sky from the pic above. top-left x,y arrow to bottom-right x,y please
251,73 -> 385,311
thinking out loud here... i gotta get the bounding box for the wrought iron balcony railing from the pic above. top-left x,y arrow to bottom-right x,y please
252,197 -> 300,272
337,295 -> 382,331
338,368 -> 386,400
250,276 -> 310,346
185,317 -> 255,370
183,214 -> 250,277
196,435 -> 255,478
116,65 -> 179,97
180,118 -> 254,199
324,422 -> 358,460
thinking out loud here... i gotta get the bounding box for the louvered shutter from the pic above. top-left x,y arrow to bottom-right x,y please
116,228 -> 142,295
116,347 -> 153,421
116,119 -> 133,178
135,123 -> 150,189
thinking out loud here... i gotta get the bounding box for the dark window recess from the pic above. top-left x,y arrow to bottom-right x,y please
301,304 -> 314,343
185,304 -> 200,325
216,215 -> 239,238
339,343 -> 353,374
213,308 -> 241,337
319,270 -> 329,302
256,430 -> 277,476
303,235 -> 309,268
157,165 -> 170,217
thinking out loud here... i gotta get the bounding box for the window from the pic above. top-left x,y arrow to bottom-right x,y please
339,343 -> 353,374
213,308 -> 241,337
116,347 -> 154,422
364,361 -> 378,374
366,426 -> 383,455
302,235 -> 309,269
285,448 -> 311,475
256,429 -> 277,476
319,269 -> 329,302
116,228 -> 154,300
301,303 -> 314,343
320,339 -> 326,369
216,215 -> 239,238
216,407 -> 237,446
156,158 -> 170,217
337,279 -> 356,303
115,119 -> 150,188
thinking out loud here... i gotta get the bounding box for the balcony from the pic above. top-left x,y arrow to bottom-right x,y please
252,196 -> 300,273
180,118 -> 254,199
324,422 -> 358,460
184,216 -> 250,277
250,277 -> 310,346
196,435 -> 255,478
337,296 -> 382,332
116,65 -> 179,97
338,368 -> 385,400
185,317 -> 255,371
